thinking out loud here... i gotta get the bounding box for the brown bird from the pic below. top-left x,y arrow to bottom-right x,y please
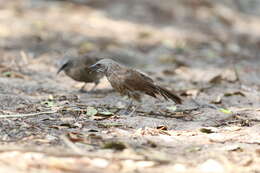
57,54 -> 103,91
89,59 -> 182,104
57,51 -> 145,92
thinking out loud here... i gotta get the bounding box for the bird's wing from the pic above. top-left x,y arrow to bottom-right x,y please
122,69 -> 158,98
135,70 -> 154,83
123,69 -> 182,103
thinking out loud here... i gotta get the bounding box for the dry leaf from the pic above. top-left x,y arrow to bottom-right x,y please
224,91 -> 245,97
67,132 -> 84,142
156,125 -> 168,131
209,74 -> 222,84
211,95 -> 222,104
102,141 -> 126,151
200,127 -> 218,134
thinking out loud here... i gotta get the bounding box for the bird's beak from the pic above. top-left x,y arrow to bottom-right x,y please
57,68 -> 63,74
89,64 -> 97,73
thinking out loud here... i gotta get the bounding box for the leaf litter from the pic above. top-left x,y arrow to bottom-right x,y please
0,0 -> 260,173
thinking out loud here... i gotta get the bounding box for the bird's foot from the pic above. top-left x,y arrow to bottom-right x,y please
123,105 -> 139,117
79,83 -> 87,93
128,106 -> 139,117
79,89 -> 88,93
89,83 -> 98,92
125,100 -> 133,111
79,83 -> 99,93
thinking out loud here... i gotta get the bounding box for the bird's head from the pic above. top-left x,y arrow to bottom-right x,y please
89,59 -> 117,74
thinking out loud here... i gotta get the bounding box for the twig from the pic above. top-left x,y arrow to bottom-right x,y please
60,135 -> 84,155
0,110 -> 57,118
128,105 -> 140,117
191,99 -> 218,109
233,63 -> 242,88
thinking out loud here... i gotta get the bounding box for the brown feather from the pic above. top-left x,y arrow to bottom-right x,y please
92,59 -> 182,104
112,68 -> 181,103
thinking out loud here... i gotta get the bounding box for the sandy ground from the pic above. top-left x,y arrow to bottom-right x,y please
0,0 -> 259,172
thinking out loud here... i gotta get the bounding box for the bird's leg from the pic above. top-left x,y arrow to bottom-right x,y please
79,81 -> 99,93
125,99 -> 133,112
124,100 -> 140,116
89,81 -> 99,92
128,105 -> 140,117
79,83 -> 87,92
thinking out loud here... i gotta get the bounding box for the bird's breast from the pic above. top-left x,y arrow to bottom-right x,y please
107,74 -> 126,94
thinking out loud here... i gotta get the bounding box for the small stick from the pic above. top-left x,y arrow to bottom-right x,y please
0,110 -> 57,118
128,105 -> 140,117
191,99 -> 218,109
60,135 -> 84,155
233,63 -> 242,88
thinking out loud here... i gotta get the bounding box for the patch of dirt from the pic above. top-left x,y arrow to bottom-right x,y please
0,0 -> 259,172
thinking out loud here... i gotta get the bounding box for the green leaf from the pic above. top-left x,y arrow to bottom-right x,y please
86,106 -> 98,116
48,95 -> 54,100
41,101 -> 54,107
219,108 -> 232,114
166,106 -> 177,112
2,71 -> 12,77
102,141 -> 126,151
97,122 -> 123,128
186,146 -> 202,152
200,128 -> 217,134
98,111 -> 113,116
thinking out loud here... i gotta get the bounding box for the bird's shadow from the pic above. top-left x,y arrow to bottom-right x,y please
80,88 -> 115,95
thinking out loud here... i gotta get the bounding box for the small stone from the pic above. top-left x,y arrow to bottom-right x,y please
208,133 -> 225,142
136,161 -> 155,168
224,145 -> 242,151
198,159 -> 225,173
173,164 -> 187,172
91,158 -> 109,168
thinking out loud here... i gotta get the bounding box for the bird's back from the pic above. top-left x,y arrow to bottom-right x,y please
105,64 -> 150,101
105,62 -> 181,103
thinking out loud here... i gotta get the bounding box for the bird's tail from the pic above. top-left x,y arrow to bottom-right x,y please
156,86 -> 182,104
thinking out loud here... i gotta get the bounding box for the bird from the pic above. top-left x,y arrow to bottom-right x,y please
89,59 -> 182,105
57,50 -> 146,92
57,53 -> 103,92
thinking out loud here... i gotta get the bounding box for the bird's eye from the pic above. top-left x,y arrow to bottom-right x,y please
96,64 -> 101,67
